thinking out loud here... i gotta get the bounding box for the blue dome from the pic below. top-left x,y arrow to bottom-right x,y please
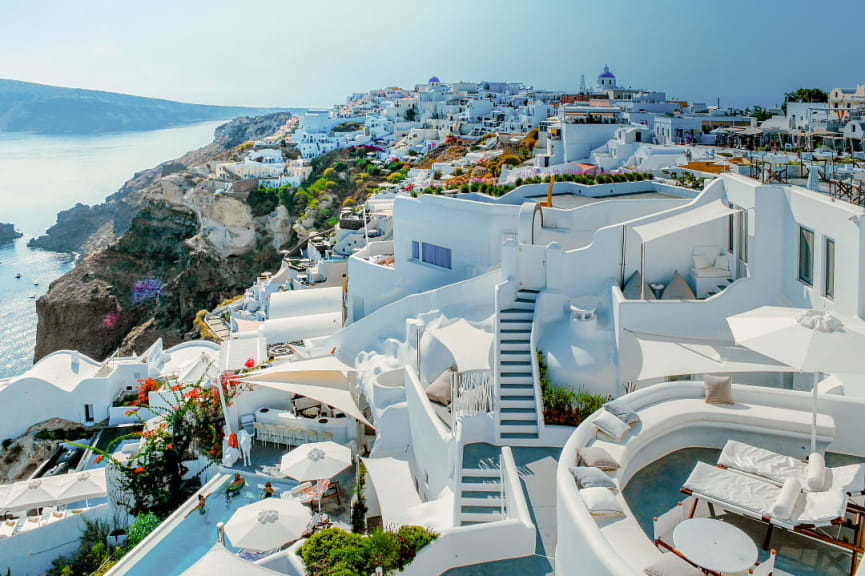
429,76 -> 440,83
598,65 -> 615,79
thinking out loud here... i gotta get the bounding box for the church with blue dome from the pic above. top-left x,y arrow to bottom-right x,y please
596,64 -> 617,91
428,75 -> 440,84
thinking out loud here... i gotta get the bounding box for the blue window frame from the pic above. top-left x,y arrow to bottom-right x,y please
421,242 -> 451,269
411,241 -> 420,260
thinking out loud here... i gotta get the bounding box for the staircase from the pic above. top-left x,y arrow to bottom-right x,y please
458,444 -> 504,526
496,289 -> 541,442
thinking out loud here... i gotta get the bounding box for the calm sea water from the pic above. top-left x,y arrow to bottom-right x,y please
0,120 -> 227,379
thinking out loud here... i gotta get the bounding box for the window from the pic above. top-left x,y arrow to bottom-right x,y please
421,242 -> 452,269
84,404 -> 94,423
728,214 -> 734,252
824,238 -> 835,299
411,240 -> 419,260
798,226 -> 814,286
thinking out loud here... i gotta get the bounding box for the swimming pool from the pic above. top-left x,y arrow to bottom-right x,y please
121,472 -> 297,576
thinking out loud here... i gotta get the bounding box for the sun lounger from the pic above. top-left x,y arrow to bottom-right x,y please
0,519 -> 17,539
683,462 -> 848,529
719,440 -> 865,494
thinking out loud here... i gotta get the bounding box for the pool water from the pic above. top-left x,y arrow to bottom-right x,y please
624,447 -> 865,576
124,473 -> 296,576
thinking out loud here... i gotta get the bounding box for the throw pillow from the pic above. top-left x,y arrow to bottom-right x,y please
570,466 -> 618,491
604,399 -> 640,426
426,368 -> 453,406
593,410 -> 631,442
577,446 -> 619,470
580,487 -> 623,517
704,374 -> 734,405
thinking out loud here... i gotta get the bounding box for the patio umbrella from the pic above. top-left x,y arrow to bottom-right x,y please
181,542 -> 287,575
279,441 -> 351,483
727,306 -> 865,452
224,498 -> 311,551
3,478 -> 61,513
54,470 -> 107,507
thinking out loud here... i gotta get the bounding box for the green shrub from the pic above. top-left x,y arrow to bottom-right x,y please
300,526 -> 437,576
246,187 -> 279,217
333,161 -> 348,172
126,512 -> 160,548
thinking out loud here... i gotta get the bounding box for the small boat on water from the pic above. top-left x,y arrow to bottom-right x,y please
33,280 -> 39,286
28,292 -> 36,299
15,272 -> 21,279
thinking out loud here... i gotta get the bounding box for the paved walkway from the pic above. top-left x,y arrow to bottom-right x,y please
445,445 -> 561,575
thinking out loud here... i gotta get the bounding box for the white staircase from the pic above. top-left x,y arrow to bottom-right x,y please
496,288 -> 541,441
458,466 -> 504,525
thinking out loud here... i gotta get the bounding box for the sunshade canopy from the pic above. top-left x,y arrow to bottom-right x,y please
631,199 -> 739,243
224,498 -> 311,551
620,329 -> 795,382
54,469 -> 107,506
361,456 -> 422,527
726,307 -> 865,374
3,477 -> 64,513
279,441 -> 352,482
181,543 -> 286,576
426,318 -> 494,372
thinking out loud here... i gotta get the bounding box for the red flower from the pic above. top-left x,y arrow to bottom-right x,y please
124,410 -> 136,416
166,443 -> 173,450
209,448 -> 216,454
134,467 -> 144,474
94,455 -> 103,463
244,357 -> 255,369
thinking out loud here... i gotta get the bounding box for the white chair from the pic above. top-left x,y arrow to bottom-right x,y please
748,549 -> 775,576
240,414 -> 255,437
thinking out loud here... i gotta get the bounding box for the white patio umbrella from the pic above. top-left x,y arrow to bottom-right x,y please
3,478 -> 61,513
279,441 -> 352,483
181,541 -> 286,575
727,306 -> 865,452
54,470 -> 107,507
224,498 -> 312,551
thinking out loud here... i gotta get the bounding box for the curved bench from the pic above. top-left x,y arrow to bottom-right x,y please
556,381 -> 837,576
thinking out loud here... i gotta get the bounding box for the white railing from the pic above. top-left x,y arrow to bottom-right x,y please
450,369 -> 493,429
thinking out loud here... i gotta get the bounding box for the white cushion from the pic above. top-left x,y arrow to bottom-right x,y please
692,253 -> 712,269
704,375 -> 733,405
807,452 -> 827,491
714,254 -> 730,270
770,477 -> 802,521
593,410 -> 631,442
580,487 -> 624,517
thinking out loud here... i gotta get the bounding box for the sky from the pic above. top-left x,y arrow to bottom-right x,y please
1,0 -> 864,110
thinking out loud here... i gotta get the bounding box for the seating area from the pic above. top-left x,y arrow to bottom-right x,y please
557,380 -> 848,576
688,245 -> 733,299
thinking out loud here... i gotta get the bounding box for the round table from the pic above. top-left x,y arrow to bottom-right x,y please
673,518 -> 758,574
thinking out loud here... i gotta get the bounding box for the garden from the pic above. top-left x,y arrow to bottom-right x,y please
538,349 -> 610,427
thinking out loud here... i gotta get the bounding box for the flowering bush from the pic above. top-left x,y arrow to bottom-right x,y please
88,369 -> 249,518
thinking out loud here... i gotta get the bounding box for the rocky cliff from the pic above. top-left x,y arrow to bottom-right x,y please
29,112 -> 294,255
34,112 -> 296,361
0,222 -> 23,244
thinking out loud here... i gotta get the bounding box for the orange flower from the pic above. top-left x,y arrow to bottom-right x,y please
166,443 -> 173,450
94,455 -> 103,463
134,467 -> 144,474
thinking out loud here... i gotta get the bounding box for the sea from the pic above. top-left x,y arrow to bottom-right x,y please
0,120 -> 227,379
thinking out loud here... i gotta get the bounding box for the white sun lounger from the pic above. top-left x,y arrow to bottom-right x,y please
683,461 -> 848,529
718,440 -> 865,494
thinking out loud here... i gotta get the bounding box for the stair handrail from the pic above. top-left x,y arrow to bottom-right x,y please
452,420 -> 464,527
492,281 -> 506,438
529,293 -> 546,439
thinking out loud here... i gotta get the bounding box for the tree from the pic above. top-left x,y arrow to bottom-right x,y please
783,88 -> 828,114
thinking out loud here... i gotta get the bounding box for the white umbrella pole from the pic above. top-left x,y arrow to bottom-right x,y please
811,371 -> 818,454
216,377 -> 232,436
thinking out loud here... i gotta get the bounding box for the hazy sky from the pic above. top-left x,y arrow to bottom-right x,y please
2,0 -> 863,110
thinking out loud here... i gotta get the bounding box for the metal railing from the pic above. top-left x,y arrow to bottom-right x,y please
450,370 -> 493,430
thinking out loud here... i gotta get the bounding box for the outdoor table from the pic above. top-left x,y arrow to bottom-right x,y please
255,407 -> 348,444
673,517 -> 757,574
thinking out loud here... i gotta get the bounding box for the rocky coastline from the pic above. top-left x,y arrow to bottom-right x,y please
0,222 -> 23,244
33,112 -> 296,362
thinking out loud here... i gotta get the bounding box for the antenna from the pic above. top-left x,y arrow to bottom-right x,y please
579,74 -> 586,94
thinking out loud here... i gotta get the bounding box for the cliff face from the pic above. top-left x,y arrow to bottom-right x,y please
33,112 -> 296,361
0,222 -> 23,244
28,112 -> 295,255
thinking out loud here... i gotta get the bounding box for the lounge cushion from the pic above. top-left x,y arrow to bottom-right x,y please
426,368 -> 453,406
578,446 -> 619,470
604,399 -> 640,426
704,375 -> 733,405
580,487 -> 623,517
714,254 -> 730,270
807,452 -> 827,492
593,410 -> 631,441
771,477 -> 802,521
623,271 -> 656,301
690,266 -> 731,279
661,270 -> 696,300
570,466 -> 617,491
644,554 -> 703,576
692,253 -> 712,269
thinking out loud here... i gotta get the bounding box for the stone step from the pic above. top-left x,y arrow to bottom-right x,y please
459,479 -> 501,492
500,374 -> 533,384
500,360 -> 531,367
499,319 -> 532,330
517,288 -> 540,295
499,387 -> 534,397
500,432 -> 540,440
461,467 -> 500,478
460,510 -> 503,524
500,328 -> 532,336
499,411 -> 536,421
499,350 -> 531,362
509,300 -> 536,310
461,494 -> 503,507
500,308 -> 534,319
500,423 -> 538,434
500,398 -> 536,409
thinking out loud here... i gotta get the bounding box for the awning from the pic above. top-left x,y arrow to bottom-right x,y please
426,318 -> 494,372
631,199 -> 739,243
240,372 -> 373,429
620,329 -> 796,382
181,543 -> 285,576
252,355 -> 357,376
361,456 -> 423,526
